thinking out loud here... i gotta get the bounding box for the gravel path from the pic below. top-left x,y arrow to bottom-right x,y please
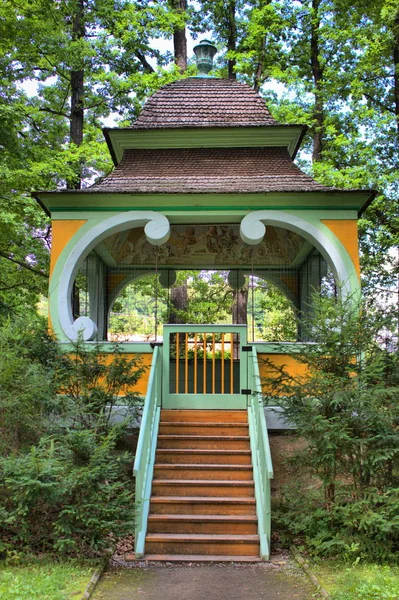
92,556 -> 316,600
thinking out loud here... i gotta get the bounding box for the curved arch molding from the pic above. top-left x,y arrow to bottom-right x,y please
56,211 -> 170,341
239,210 -> 359,299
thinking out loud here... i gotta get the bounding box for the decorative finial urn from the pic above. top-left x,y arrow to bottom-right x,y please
193,39 -> 217,76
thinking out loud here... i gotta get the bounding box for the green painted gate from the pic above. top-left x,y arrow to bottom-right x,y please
162,324 -> 248,409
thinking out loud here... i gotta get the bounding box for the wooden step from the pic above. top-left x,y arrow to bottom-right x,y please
157,435 -> 250,450
145,533 -> 260,556
128,554 -> 261,563
155,449 -> 252,465
159,422 -> 249,436
147,514 -> 258,535
152,480 -> 254,497
150,496 -> 256,516
153,464 -> 253,480
161,410 -> 248,423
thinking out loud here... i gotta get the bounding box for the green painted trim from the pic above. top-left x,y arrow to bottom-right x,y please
50,205 -> 362,213
163,395 -> 247,409
51,208 -> 358,222
40,190 -> 371,215
104,126 -> 305,164
254,342 -> 315,354
59,342 -> 153,354
133,347 -> 162,557
48,210 -> 361,342
248,346 -> 273,560
162,324 -> 248,410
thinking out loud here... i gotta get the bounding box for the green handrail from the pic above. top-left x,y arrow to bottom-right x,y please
133,345 -> 162,558
247,345 -> 274,560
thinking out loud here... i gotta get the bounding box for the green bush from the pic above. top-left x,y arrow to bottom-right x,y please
0,318 -> 145,557
0,317 -> 61,453
266,294 -> 399,560
0,429 -> 134,557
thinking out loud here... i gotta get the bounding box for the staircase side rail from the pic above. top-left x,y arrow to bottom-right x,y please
133,345 -> 162,558
248,346 -> 274,560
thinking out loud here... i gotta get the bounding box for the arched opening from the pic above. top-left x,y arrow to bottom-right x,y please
69,222 -> 338,343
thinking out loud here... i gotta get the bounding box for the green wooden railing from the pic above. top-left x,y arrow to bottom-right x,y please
133,345 -> 162,558
247,345 -> 274,560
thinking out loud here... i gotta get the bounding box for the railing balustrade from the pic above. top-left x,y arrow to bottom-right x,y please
169,330 -> 238,395
247,345 -> 274,560
133,345 -> 162,558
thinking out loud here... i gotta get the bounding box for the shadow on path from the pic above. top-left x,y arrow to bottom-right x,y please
92,558 -> 315,600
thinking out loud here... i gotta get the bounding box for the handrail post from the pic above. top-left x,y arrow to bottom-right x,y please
247,346 -> 274,560
133,346 -> 162,558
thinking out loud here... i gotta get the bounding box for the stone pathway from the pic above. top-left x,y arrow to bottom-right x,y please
92,557 -> 316,600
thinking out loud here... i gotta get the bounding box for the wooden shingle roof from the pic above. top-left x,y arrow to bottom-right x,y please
132,78 -> 278,129
85,147 -> 335,194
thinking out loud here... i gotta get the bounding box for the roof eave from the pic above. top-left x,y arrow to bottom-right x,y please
357,189 -> 378,217
102,124 -> 308,166
32,192 -> 51,217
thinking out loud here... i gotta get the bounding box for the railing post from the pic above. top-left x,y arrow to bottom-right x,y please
248,345 -> 274,561
133,346 -> 162,558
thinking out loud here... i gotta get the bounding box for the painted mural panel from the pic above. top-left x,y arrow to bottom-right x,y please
100,224 -> 308,268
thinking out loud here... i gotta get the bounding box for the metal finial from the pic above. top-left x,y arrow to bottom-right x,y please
193,39 -> 217,76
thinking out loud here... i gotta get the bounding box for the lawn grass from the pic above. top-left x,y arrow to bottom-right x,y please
312,560 -> 399,600
0,556 -> 97,600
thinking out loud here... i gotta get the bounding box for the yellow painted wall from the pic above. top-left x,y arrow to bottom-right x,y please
50,220 -> 87,277
101,352 -> 152,396
322,219 -> 360,278
258,353 -> 308,393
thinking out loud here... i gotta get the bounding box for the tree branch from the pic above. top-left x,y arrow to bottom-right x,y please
39,107 -> 70,118
0,252 -> 48,278
135,50 -> 155,73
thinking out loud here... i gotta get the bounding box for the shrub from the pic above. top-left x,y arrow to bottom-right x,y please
0,317 -> 60,453
56,337 -> 146,433
0,319 -> 145,557
266,294 -> 399,559
0,429 -> 134,556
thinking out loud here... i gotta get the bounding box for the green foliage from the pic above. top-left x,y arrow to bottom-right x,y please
252,278 -> 297,341
313,561 -> 399,600
56,337 -> 146,432
266,293 -> 399,559
0,317 -> 144,557
0,317 -> 60,454
108,270 -> 298,341
0,557 -> 95,600
0,429 -> 134,556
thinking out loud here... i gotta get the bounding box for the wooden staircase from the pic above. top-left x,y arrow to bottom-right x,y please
145,409 -> 261,561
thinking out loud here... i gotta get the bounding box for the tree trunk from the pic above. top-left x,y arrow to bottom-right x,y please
232,288 -> 248,324
68,0 -> 85,189
169,282 -> 188,324
393,11 -> 399,140
253,35 -> 267,92
170,0 -> 187,73
227,0 -> 237,80
232,288 -> 247,358
310,0 -> 324,162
